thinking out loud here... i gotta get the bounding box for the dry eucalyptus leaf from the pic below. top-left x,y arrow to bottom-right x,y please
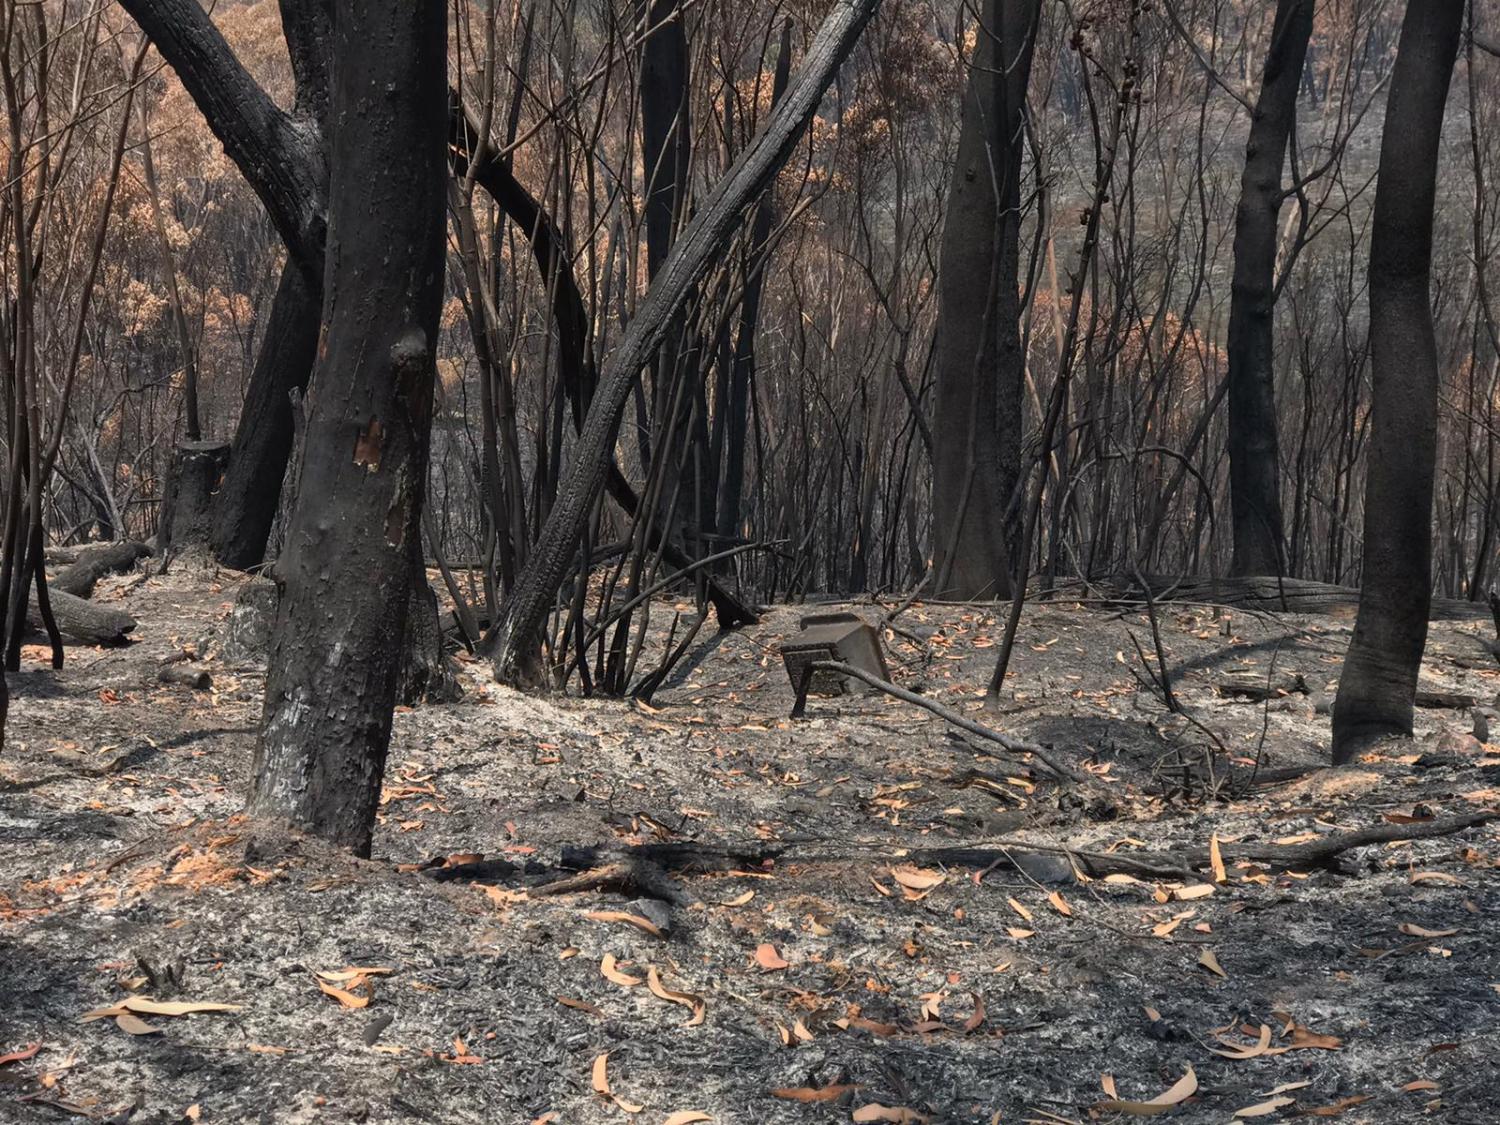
316,979 -> 370,1009
1300,1095 -> 1369,1116
1198,949 -> 1227,978
646,967 -> 706,1025
662,1113 -> 712,1124
1007,897 -> 1034,922
772,1084 -> 856,1102
1211,1023 -> 1272,1059
1096,1065 -> 1198,1116
719,890 -> 755,907
1005,927 -> 1034,940
601,954 -> 644,987
1408,872 -> 1464,887
1047,890 -> 1073,917
1399,923 -> 1460,939
851,1104 -> 930,1123
1285,1024 -> 1342,1051
591,1052 -> 612,1095
115,1013 -> 162,1036
962,992 -> 987,1033
1210,835 -> 1228,884
585,910 -> 664,937
890,866 -> 945,892
1259,1082 -> 1311,1097
1175,883 -> 1216,901
556,996 -> 603,1016
754,943 -> 790,971
1232,1096 -> 1296,1118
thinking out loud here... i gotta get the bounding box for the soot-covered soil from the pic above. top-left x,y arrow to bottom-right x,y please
1,564 -> 1498,1124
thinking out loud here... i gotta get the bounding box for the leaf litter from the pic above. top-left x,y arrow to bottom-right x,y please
4,580 -> 1499,1121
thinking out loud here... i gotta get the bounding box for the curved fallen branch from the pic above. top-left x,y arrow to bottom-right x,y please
790,658 -> 1087,784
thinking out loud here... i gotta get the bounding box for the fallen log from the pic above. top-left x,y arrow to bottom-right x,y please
1212,674 -> 1474,710
28,588 -> 136,645
51,540 -> 153,598
158,664 -> 212,689
538,809 -> 1497,888
1091,574 -> 1491,622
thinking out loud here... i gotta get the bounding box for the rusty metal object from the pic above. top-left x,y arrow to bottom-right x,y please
780,612 -> 889,697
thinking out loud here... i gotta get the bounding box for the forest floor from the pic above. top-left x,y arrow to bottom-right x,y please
1,564 -> 1498,1125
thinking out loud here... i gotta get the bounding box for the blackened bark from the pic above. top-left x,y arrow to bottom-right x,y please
719,18 -> 793,551
1331,0 -> 1463,764
450,109 -> 757,630
248,0 -> 447,854
485,0 -> 883,682
929,0 -> 1041,600
1226,0 -> 1312,578
160,440 -> 231,559
639,0 -> 692,280
211,262 -> 323,569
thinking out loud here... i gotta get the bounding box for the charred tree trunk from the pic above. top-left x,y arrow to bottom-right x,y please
484,0 -> 883,683
248,0 -> 447,854
929,0 -> 1040,600
211,261 -> 323,570
158,440 -> 231,560
719,18 -> 793,553
1331,0 -> 1463,763
1226,0 -> 1312,578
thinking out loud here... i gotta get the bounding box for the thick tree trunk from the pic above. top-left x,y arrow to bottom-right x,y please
1331,0 -> 1463,764
929,0 -> 1040,601
248,0 -> 447,855
211,261 -> 323,570
484,0 -> 883,683
1226,0 -> 1312,578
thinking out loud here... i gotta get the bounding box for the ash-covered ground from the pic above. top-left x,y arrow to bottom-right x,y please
1,565 -> 1497,1124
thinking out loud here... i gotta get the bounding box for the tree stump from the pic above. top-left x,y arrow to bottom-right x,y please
220,577 -> 278,665
160,440 -> 231,559
400,578 -> 461,704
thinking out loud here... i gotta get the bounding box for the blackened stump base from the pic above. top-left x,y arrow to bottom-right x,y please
160,440 -> 231,560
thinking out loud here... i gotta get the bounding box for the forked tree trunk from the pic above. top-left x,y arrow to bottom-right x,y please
929,0 -> 1041,601
119,0 -> 332,575
1226,0 -> 1312,578
248,0 -> 447,854
1331,0 -> 1463,764
484,0 -> 883,683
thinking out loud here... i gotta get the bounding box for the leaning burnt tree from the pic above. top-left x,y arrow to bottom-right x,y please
484,0 -> 885,684
1226,0 -> 1313,578
929,0 -> 1042,600
247,0 -> 448,853
1332,0 -> 1464,764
